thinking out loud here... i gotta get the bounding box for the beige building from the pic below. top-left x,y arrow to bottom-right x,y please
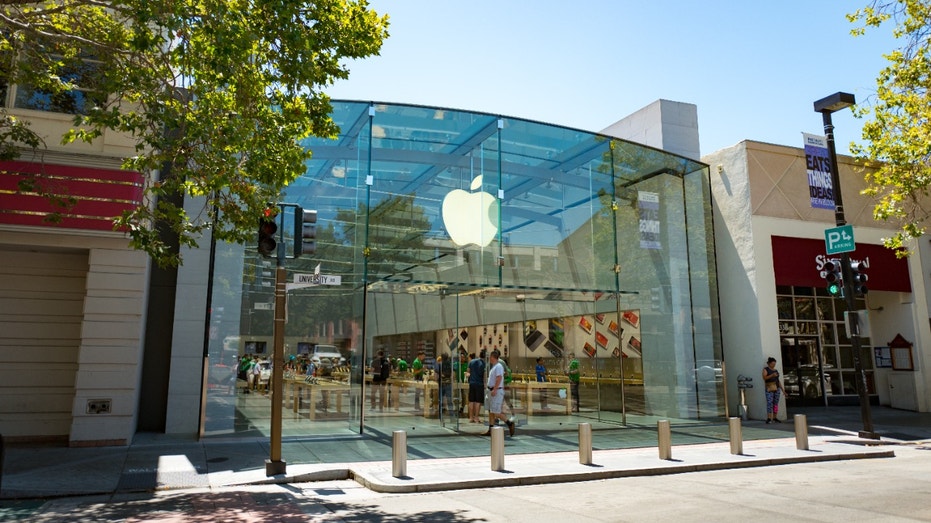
705,140 -> 931,420
0,100 -> 151,445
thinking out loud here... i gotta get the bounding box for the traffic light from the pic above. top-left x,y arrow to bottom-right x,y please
257,207 -> 278,257
850,261 -> 868,296
294,206 -> 317,257
823,260 -> 843,297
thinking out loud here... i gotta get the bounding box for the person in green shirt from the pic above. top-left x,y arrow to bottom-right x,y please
412,350 -> 425,410
567,353 -> 580,412
397,357 -> 408,374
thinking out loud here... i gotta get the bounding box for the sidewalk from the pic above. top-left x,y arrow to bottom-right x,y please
1,405 -> 929,499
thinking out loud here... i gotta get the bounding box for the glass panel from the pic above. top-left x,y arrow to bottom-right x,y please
820,323 -> 836,348
777,297 -> 794,320
794,297 -> 815,320
797,321 -> 817,335
821,343 -> 838,368
816,298 -> 835,321
776,285 -> 792,295
794,286 -> 813,296
840,371 -> 857,394
839,346 -> 854,368
826,370 -> 842,395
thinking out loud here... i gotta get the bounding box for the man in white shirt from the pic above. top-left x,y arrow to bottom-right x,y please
481,350 -> 515,437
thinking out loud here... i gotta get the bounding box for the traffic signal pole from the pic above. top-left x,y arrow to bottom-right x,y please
266,230 -> 288,475
259,203 -> 317,475
818,95 -> 878,440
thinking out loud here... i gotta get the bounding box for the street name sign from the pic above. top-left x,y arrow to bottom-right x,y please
825,225 -> 855,255
293,273 -> 342,286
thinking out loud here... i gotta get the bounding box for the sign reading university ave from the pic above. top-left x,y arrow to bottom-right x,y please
294,273 -> 342,286
825,224 -> 855,255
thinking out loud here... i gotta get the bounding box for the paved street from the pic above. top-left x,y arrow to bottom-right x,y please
4,443 -> 930,522
3,405 -> 931,521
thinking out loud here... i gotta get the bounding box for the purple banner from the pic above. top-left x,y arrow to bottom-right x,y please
804,133 -> 834,210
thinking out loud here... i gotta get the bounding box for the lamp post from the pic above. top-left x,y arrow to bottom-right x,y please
813,92 -> 878,440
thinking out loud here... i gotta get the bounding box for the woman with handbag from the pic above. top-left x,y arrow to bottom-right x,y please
762,357 -> 785,423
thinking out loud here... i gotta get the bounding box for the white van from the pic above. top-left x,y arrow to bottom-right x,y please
310,344 -> 346,370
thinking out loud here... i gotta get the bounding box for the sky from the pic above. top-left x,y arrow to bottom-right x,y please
328,2 -> 901,157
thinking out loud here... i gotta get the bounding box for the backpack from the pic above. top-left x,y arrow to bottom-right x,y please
379,357 -> 390,380
372,356 -> 383,378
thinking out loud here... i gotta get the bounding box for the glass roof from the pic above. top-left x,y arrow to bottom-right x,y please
284,101 -> 707,247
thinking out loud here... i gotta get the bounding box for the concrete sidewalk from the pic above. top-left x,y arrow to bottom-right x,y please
1,405 -> 928,499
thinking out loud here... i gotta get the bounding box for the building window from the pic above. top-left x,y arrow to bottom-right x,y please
1,42 -> 106,116
777,285 -> 874,396
11,59 -> 105,115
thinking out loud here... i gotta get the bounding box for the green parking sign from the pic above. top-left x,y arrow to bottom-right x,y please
825,225 -> 855,255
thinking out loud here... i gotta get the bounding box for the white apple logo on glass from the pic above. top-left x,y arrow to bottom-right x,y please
441,174 -> 498,247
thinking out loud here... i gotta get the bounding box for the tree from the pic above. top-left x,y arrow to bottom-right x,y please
0,0 -> 388,267
849,1 -> 931,254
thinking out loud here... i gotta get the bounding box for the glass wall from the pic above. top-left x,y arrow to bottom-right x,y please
202,101 -> 722,439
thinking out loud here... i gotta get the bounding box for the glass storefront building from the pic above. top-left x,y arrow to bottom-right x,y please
204,101 -> 723,438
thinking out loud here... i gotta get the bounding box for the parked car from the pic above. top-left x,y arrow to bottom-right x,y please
310,345 -> 346,376
784,364 -> 832,398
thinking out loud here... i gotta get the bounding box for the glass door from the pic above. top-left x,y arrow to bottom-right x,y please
780,335 -> 830,407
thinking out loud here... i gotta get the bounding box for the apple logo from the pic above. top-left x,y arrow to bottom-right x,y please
441,174 -> 498,247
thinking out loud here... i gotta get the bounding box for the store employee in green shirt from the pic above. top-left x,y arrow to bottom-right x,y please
568,353 -> 580,412
412,350 -> 425,410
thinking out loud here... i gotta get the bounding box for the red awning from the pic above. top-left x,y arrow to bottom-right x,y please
771,236 -> 911,292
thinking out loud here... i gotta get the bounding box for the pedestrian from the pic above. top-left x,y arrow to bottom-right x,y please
763,356 -> 785,423
567,352 -> 580,412
455,350 -> 468,417
251,356 -> 263,391
535,357 -> 549,409
412,350 -> 425,410
482,350 -> 515,436
434,353 -> 453,419
467,352 -> 485,423
371,349 -> 389,410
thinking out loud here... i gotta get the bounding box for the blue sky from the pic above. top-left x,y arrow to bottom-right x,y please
329,2 -> 899,157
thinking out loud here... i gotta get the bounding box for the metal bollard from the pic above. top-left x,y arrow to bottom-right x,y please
657,420 -> 672,460
490,426 -> 505,471
728,417 -> 743,455
579,423 -> 592,465
392,430 -> 407,478
794,414 -> 809,450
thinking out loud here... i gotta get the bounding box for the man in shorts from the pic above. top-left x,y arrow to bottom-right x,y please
481,350 -> 515,437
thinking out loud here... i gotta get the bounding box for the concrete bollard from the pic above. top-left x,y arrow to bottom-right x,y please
728,417 -> 743,455
391,430 -> 407,478
794,414 -> 809,450
657,420 -> 672,460
491,426 -> 505,471
579,423 -> 593,465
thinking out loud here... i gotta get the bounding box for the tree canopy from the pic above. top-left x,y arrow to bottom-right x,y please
0,0 -> 388,267
849,1 -> 931,253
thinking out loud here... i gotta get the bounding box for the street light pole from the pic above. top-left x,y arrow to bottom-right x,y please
814,92 -> 878,440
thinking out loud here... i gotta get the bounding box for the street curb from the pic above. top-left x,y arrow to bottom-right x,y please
352,449 -> 895,493
320,448 -> 895,494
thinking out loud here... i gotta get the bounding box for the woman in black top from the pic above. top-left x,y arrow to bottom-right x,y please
762,357 -> 785,423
